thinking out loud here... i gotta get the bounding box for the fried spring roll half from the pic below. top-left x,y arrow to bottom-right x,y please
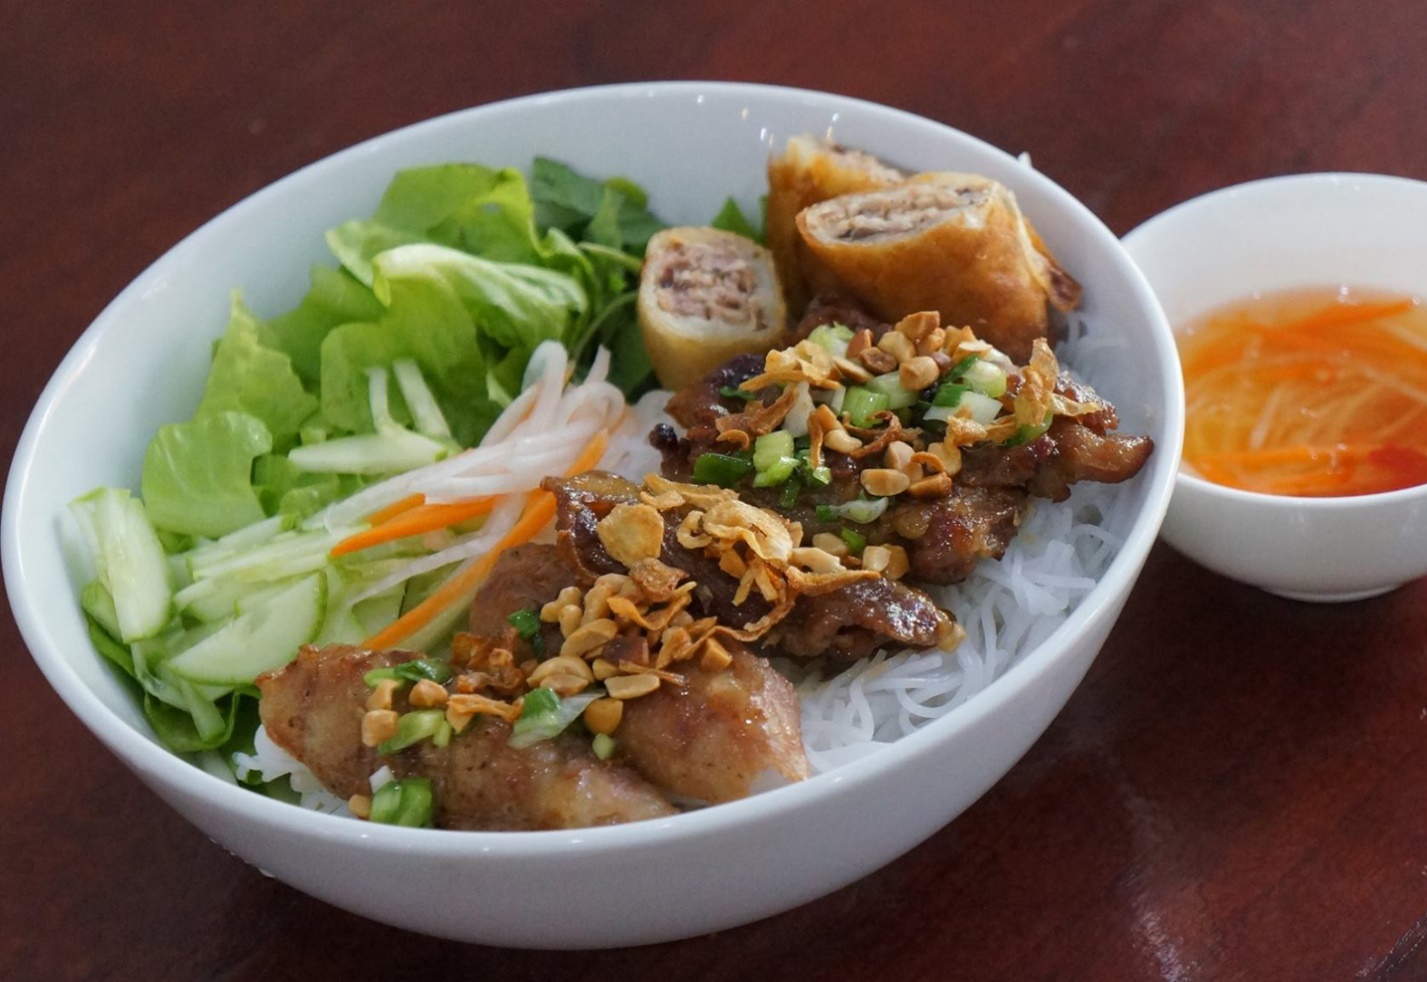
637,226 -> 786,391
766,135 -> 905,317
796,172 -> 1081,362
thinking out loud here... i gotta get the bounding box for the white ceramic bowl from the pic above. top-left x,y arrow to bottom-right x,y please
3,82 -> 1180,947
1123,173 -> 1427,602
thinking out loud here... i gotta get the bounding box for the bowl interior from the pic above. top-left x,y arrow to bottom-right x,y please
4,82 -> 1180,845
1124,172 -> 1427,324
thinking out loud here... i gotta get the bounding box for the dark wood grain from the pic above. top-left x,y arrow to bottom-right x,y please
7,1 -> 1427,977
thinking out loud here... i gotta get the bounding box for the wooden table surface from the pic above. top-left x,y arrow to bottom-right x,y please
6,1 -> 1427,978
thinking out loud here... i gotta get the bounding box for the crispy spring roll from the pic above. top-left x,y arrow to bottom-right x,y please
765,135 -> 905,317
796,172 -> 1081,362
637,226 -> 786,391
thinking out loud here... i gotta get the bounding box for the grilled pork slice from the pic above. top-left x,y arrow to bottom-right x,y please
617,642 -> 809,804
796,173 -> 1080,362
543,472 -> 956,663
405,722 -> 677,831
637,226 -> 787,391
257,643 -> 399,799
463,540 -> 813,802
257,644 -> 677,830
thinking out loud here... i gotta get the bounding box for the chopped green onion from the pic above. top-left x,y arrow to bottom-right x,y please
718,385 -> 758,402
963,359 -> 1008,397
944,352 -> 981,382
378,709 -> 446,754
753,431 -> 795,472
926,392 -> 1002,427
692,452 -> 755,488
752,456 -> 799,487
842,386 -> 891,428
865,372 -> 922,409
364,658 -> 454,688
591,733 -> 617,760
369,777 -> 433,827
522,687 -> 559,718
778,477 -> 802,510
960,391 -> 1005,425
431,720 -> 454,749
840,527 -> 867,555
932,382 -> 968,408
815,497 -> 891,524
507,608 -> 541,638
1006,412 -> 1055,447
508,689 -> 600,749
807,323 -> 855,358
506,608 -> 543,653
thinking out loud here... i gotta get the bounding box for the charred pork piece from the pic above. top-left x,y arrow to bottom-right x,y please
617,642 -> 808,803
542,472 -> 956,664
257,644 -> 677,830
882,487 -> 1028,586
465,542 -> 569,659
462,535 -> 813,803
771,576 -> 960,661
258,644 -> 404,799
406,721 -> 677,831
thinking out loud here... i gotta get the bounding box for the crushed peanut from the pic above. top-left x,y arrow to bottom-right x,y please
365,677 -> 399,712
527,655 -> 595,686
899,355 -> 941,391
361,709 -> 399,747
909,472 -> 954,498
409,678 -> 449,708
861,468 -> 911,497
858,345 -> 898,374
582,697 -> 624,735
876,330 -> 916,363
823,428 -> 863,454
605,674 -> 662,699
561,618 -> 619,659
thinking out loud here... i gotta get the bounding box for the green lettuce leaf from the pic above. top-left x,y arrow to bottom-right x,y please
196,294 -> 318,447
141,411 -> 273,537
262,264 -> 385,384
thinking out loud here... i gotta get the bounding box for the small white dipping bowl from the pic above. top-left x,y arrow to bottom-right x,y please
1124,173 -> 1427,602
3,82 -> 1180,947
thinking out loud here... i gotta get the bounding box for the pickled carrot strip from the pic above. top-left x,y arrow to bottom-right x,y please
331,496 -> 497,557
360,430 -> 609,649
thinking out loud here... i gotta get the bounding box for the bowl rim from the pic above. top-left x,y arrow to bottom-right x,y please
1123,169 -> 1427,510
1122,170 -> 1427,246
3,79 -> 1182,856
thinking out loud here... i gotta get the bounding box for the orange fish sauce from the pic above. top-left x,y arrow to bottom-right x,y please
1177,287 -> 1427,497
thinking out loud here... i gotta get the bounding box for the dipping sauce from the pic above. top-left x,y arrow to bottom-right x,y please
1177,286 -> 1427,497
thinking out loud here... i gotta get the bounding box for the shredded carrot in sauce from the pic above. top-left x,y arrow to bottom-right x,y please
1178,287 -> 1427,497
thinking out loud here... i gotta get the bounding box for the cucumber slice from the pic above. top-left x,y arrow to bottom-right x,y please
166,573 -> 325,685
287,429 -> 448,475
69,488 -> 174,642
